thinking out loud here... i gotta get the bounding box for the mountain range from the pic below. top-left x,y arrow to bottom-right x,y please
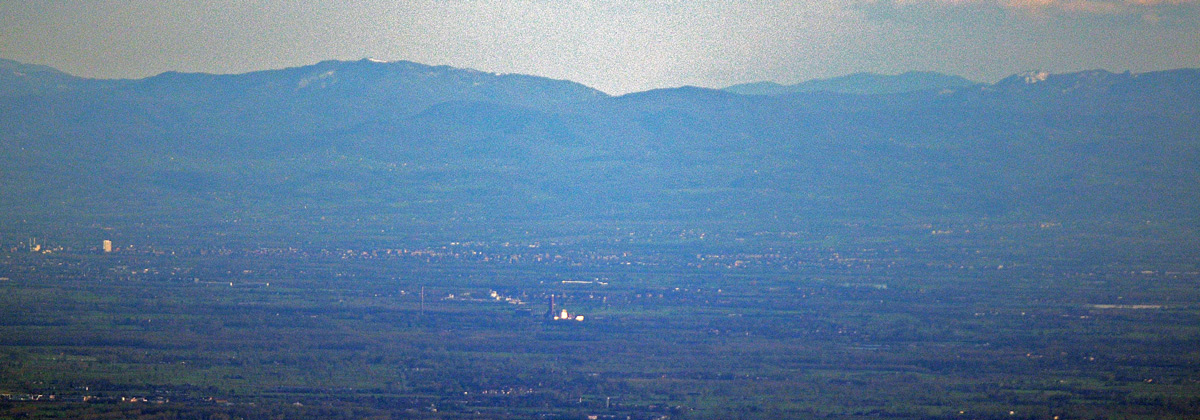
722,71 -> 977,95
2,58 -> 1199,243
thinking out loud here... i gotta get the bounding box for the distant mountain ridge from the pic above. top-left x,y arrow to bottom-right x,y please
2,58 -> 1199,240
108,58 -> 607,113
723,71 -> 978,96
0,58 -> 109,97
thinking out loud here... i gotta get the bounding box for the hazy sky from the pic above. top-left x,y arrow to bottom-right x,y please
2,0 -> 1198,94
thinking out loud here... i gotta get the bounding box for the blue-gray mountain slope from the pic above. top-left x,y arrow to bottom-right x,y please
1,59 -> 1198,237
723,71 -> 977,95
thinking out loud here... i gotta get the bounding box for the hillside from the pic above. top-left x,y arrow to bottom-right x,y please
2,60 -> 1199,244
723,71 -> 978,95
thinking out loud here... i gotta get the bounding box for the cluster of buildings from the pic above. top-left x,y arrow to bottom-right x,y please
545,294 -> 584,322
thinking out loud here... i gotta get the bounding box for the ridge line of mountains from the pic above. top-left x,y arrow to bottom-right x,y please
9,56 -> 1199,100
3,57 -> 1199,240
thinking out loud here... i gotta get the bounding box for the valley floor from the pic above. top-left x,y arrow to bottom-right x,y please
1,222 -> 1199,419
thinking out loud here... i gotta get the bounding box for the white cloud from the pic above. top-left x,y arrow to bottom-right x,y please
887,0 -> 1199,14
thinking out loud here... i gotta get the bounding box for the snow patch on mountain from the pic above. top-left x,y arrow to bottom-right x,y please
297,70 -> 337,89
1018,70 -> 1050,84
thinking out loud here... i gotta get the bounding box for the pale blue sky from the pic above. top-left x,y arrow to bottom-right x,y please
2,0 -> 1198,94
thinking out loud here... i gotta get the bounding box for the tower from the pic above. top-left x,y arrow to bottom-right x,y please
545,294 -> 556,319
